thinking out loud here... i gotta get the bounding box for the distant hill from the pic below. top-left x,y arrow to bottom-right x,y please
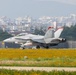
0,29 -> 12,41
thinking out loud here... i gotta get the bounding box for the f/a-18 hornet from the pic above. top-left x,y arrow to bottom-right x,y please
3,27 -> 66,49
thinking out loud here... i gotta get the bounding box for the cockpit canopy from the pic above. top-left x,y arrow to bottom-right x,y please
16,33 -> 28,36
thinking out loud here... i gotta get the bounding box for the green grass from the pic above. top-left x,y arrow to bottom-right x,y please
0,69 -> 76,75
0,57 -> 76,67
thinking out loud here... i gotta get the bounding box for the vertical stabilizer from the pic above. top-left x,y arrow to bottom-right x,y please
44,27 -> 54,43
44,27 -> 54,39
54,27 -> 63,38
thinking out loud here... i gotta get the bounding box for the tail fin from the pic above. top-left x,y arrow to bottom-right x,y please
44,27 -> 54,39
54,27 -> 63,38
44,27 -> 63,39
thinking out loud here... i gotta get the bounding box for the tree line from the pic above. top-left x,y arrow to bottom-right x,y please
61,25 -> 76,40
0,29 -> 12,41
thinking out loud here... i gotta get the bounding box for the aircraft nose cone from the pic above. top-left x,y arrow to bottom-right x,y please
3,39 -> 10,42
3,37 -> 14,42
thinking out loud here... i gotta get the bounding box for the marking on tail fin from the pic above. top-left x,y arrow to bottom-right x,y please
48,27 -> 53,30
55,27 -> 63,32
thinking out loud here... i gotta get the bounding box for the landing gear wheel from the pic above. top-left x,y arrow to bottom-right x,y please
45,46 -> 49,49
20,47 -> 25,49
36,45 -> 40,49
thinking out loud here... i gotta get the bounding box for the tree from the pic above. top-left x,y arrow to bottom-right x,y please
61,25 -> 76,40
34,27 -> 45,35
0,29 -> 12,41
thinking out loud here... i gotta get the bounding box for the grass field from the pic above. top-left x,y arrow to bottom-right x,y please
0,69 -> 76,75
0,48 -> 76,67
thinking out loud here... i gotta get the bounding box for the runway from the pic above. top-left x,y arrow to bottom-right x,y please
0,66 -> 76,72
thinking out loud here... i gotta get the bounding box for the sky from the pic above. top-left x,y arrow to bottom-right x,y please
0,0 -> 76,19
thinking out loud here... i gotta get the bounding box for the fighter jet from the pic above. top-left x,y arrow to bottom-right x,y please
3,27 -> 66,49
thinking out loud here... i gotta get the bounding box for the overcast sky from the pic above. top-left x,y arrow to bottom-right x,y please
0,0 -> 76,19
